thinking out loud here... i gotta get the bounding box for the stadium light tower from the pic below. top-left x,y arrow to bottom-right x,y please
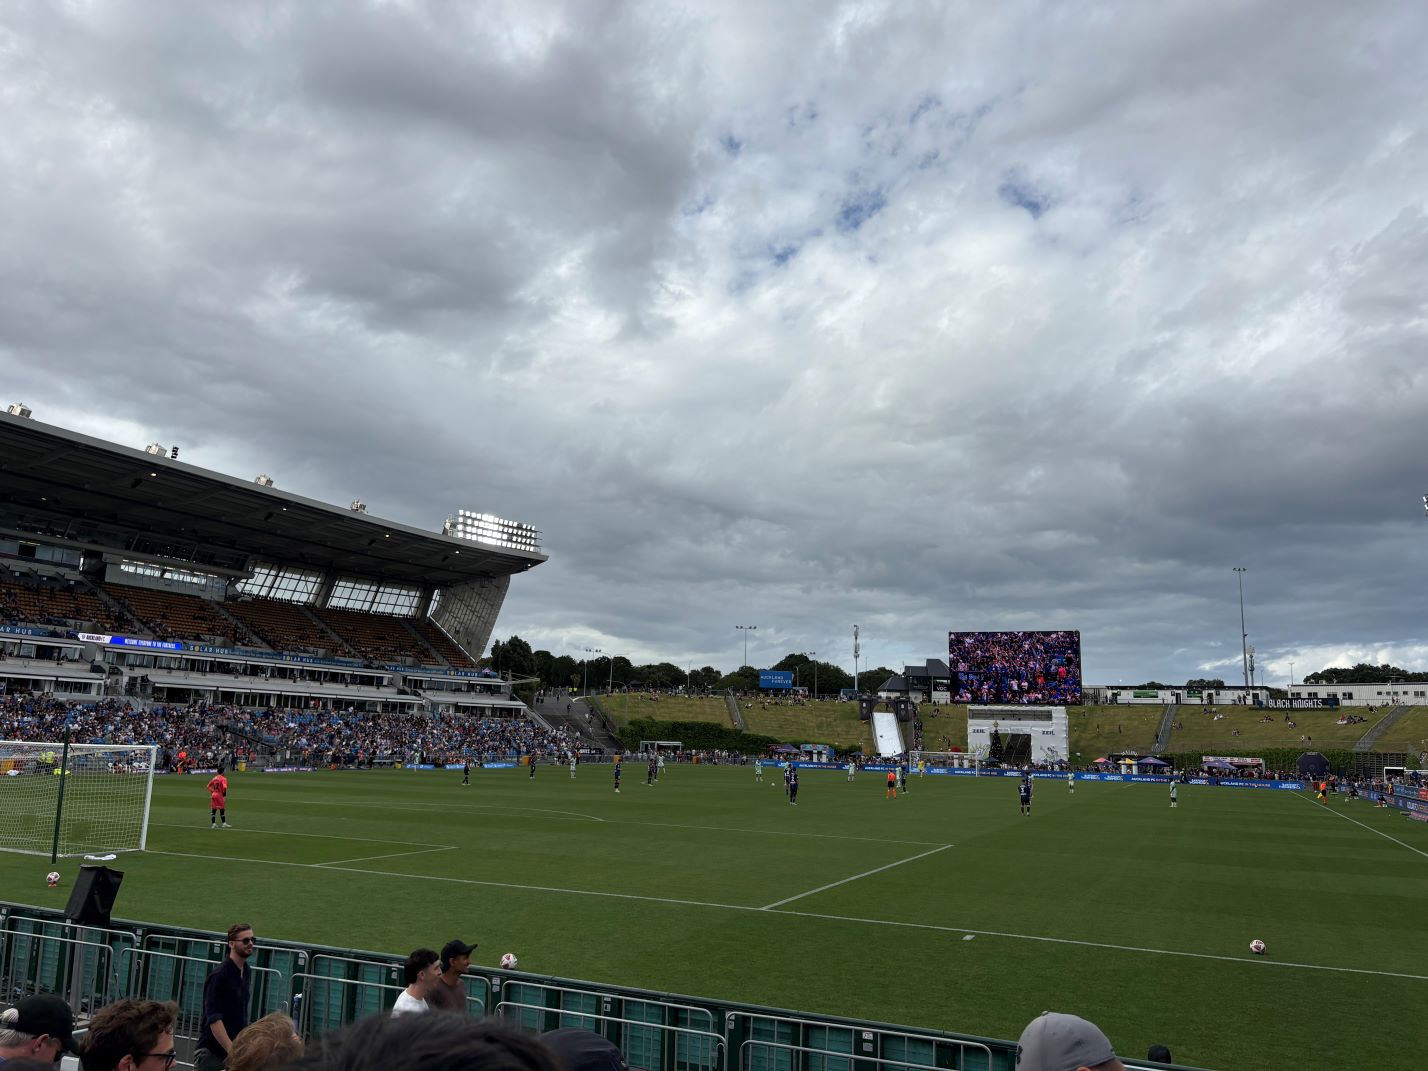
853,625 -> 860,694
583,647 -> 602,695
809,652 -> 817,698
1233,567 -> 1249,691
736,625 -> 757,668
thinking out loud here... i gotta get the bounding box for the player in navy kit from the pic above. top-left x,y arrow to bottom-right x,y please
788,767 -> 799,806
613,759 -> 622,793
1019,776 -> 1033,816
646,756 -> 658,786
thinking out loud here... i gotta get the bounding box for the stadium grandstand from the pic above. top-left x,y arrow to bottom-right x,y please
0,408 -> 546,718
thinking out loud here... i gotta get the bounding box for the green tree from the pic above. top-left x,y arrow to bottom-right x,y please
688,666 -> 721,691
1185,678 -> 1225,689
1304,663 -> 1428,684
715,666 -> 761,691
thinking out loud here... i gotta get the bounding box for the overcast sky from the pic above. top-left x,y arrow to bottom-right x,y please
4,1 -> 1427,684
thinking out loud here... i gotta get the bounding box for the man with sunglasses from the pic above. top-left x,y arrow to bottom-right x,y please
80,999 -> 177,1071
0,993 -> 80,1066
195,924 -> 256,1070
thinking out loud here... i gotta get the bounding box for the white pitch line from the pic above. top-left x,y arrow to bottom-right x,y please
774,908 -> 1428,983
315,846 -> 457,868
214,797 -> 606,823
1294,791 -> 1428,861
761,845 -> 952,909
140,849 -> 1428,983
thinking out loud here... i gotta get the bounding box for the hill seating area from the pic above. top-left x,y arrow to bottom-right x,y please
1067,704 -> 1164,759
599,693 -> 734,727
741,698 -> 874,751
1164,704 -> 1372,752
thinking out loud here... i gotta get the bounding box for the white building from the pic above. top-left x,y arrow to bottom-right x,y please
1084,684 -> 1270,705
1287,682 -> 1427,708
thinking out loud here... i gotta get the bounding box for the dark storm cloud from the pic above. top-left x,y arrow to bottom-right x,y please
3,1 -> 1428,683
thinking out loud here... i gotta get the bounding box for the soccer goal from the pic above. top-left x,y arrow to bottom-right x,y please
0,739 -> 157,860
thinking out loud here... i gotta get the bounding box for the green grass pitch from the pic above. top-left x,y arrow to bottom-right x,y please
3,765 -> 1425,1071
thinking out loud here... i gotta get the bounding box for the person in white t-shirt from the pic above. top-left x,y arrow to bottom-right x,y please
392,948 -> 440,1015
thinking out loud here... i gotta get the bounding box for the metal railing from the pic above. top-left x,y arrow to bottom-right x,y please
0,903 -> 1212,1071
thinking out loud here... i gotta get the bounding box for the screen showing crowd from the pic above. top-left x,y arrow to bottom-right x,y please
947,630 -> 1082,705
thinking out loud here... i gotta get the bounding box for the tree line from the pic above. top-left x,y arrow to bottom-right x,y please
486,636 -> 894,696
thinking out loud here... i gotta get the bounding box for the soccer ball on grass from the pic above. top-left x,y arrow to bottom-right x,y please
1249,939 -> 1266,955
499,952 -> 518,970
46,872 -> 60,888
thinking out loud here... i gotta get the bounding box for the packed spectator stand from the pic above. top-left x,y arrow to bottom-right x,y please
0,695 -> 583,768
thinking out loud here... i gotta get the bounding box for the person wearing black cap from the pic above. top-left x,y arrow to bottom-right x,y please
0,993 -> 80,1065
1146,1044 -> 1172,1065
1016,1011 -> 1124,1071
427,940 -> 478,1013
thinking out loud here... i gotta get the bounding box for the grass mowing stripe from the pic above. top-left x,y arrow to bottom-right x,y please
761,845 -> 952,909
1293,791 -> 1428,860
149,822 -> 452,848
145,846 -> 1428,983
204,795 -> 941,844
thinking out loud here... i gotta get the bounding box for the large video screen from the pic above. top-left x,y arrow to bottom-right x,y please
947,630 -> 1082,705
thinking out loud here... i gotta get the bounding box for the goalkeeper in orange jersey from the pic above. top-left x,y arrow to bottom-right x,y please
207,771 -> 230,828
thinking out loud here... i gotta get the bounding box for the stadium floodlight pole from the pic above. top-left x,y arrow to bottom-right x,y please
736,625 -> 757,668
1233,567 -> 1249,692
583,647 -> 602,695
1289,661 -> 1295,687
809,652 -> 817,698
853,625 -> 860,694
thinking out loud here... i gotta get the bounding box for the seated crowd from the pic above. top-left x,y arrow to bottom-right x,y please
0,695 -> 581,768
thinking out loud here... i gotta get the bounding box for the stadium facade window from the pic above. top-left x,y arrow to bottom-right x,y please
327,577 -> 419,615
236,562 -> 321,603
118,561 -> 209,588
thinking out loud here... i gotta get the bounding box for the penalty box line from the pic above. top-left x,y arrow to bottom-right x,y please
1293,791 -> 1428,862
142,848 -> 1428,984
761,845 -> 952,909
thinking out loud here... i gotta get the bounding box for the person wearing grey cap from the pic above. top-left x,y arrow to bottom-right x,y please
0,993 -> 81,1065
1016,1011 -> 1124,1071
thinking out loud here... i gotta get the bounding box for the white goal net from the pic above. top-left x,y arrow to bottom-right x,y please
0,740 -> 157,858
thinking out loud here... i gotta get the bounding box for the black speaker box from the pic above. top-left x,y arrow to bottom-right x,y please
64,865 -> 124,927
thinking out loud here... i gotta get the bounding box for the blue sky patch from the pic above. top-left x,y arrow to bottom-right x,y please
837,188 -> 887,233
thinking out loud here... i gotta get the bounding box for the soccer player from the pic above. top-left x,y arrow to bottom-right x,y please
1019,777 -> 1032,816
788,767 -> 799,806
646,756 -> 657,786
529,756 -> 537,780
569,753 -> 577,779
754,760 -> 763,782
1169,783 -> 1177,809
898,762 -> 908,794
846,759 -> 856,782
886,770 -> 897,799
461,761 -> 470,786
613,759 -> 622,793
207,771 -> 230,829
1067,771 -> 1075,795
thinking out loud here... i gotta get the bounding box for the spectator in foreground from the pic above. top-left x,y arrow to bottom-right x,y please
541,1028 -> 629,1071
80,999 -> 177,1071
1016,1012 -> 1124,1071
197,923 -> 256,1071
426,940 -> 477,1013
285,1010 -> 559,1071
0,994 -> 81,1066
1146,1044 -> 1173,1064
392,949 -> 441,1015
227,1013 -> 304,1071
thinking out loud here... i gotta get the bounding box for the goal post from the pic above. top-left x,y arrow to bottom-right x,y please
0,736 -> 157,861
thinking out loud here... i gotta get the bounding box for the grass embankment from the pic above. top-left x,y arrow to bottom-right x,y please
741,700 -> 875,751
598,695 -> 733,728
1065,705 -> 1163,759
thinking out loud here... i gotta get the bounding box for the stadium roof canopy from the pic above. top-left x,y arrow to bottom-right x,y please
0,411 -> 547,586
